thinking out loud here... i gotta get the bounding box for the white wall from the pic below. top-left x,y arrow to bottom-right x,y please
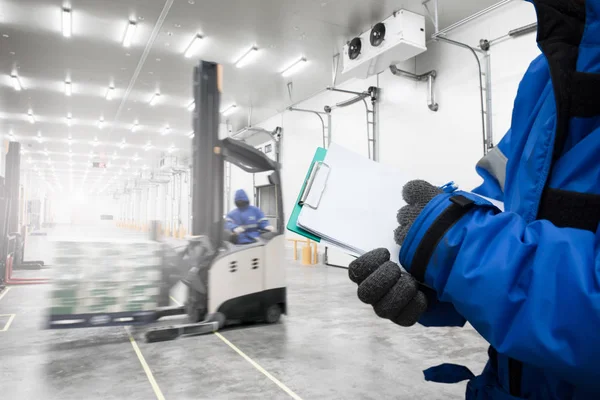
229,1 -> 540,245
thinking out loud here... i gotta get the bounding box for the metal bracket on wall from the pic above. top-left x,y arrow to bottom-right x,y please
389,65 -> 439,111
421,0 -> 439,33
331,53 -> 341,87
323,87 -> 379,161
287,82 -> 294,102
286,107 -> 332,149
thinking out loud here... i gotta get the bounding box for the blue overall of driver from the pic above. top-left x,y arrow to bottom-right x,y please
225,189 -> 274,244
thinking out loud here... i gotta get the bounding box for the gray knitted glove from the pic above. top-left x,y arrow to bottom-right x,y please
394,180 -> 443,246
349,248 -> 428,327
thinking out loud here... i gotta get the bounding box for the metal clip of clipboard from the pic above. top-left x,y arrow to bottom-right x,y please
298,161 -> 331,210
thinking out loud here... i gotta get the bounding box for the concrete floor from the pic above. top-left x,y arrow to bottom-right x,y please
0,225 -> 488,400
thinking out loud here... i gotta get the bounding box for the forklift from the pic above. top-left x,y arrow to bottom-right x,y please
145,61 -> 287,342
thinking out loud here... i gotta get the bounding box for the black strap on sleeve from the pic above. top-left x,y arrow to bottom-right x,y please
537,187 -> 600,232
409,195 -> 475,283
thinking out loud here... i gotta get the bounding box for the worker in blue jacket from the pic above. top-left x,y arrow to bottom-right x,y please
349,0 -> 600,398
225,189 -> 274,244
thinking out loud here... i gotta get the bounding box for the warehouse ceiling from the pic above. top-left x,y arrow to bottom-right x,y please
0,0 -> 500,195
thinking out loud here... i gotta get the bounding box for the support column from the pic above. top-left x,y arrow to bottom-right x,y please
140,187 -> 148,231
148,185 -> 157,222
157,182 -> 167,234
180,172 -> 190,237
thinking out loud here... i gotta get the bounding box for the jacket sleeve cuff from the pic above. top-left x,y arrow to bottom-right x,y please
399,191 -> 500,288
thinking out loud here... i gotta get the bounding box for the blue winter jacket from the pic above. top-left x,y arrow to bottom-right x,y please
399,1 -> 600,398
225,189 -> 270,244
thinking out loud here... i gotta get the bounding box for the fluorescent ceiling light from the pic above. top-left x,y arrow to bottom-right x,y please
162,125 -> 171,135
187,101 -> 195,112
98,117 -> 105,129
106,86 -> 115,100
221,104 -> 237,117
122,21 -> 137,48
167,144 -> 176,154
149,92 -> 160,106
281,57 -> 307,77
62,8 -> 72,38
28,110 -> 35,124
65,80 -> 72,96
131,120 -> 139,132
11,74 -> 22,91
235,46 -> 259,68
92,136 -> 99,147
119,138 -> 127,149
66,113 -> 72,126
184,34 -> 203,58
143,141 -> 153,151
188,131 -> 194,139
133,153 -> 140,161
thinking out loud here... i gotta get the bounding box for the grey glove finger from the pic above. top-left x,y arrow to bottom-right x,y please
396,204 -> 423,226
348,248 -> 390,285
372,274 -> 419,320
392,291 -> 428,327
402,180 -> 443,206
357,261 -> 402,305
394,224 -> 411,246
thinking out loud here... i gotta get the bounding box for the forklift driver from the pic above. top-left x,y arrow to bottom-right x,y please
225,189 -> 274,244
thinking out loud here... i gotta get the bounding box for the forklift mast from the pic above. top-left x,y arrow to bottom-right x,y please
191,61 -> 224,248
191,61 -> 284,248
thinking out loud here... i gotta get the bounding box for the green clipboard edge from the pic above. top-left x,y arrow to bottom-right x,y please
286,147 -> 327,242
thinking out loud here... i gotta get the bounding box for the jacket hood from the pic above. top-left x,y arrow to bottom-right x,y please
234,189 -> 249,202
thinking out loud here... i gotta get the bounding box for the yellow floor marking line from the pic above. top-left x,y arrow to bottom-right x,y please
125,327 -> 166,400
214,332 -> 304,400
0,287 -> 12,302
0,314 -> 16,332
169,295 -> 302,400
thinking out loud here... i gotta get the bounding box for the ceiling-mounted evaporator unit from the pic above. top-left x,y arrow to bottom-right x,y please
342,10 -> 427,79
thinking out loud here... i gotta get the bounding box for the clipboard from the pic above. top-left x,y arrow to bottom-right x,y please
286,147 -> 328,242
287,143 -> 504,263
286,143 -> 409,264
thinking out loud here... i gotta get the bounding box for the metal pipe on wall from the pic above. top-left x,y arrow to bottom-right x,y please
324,87 -> 379,161
427,74 -> 438,112
433,0 -> 514,37
434,36 -> 489,155
389,65 -> 439,112
488,22 -> 537,46
286,107 -> 330,148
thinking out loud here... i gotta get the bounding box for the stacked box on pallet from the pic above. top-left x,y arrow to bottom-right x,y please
49,239 -> 163,316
